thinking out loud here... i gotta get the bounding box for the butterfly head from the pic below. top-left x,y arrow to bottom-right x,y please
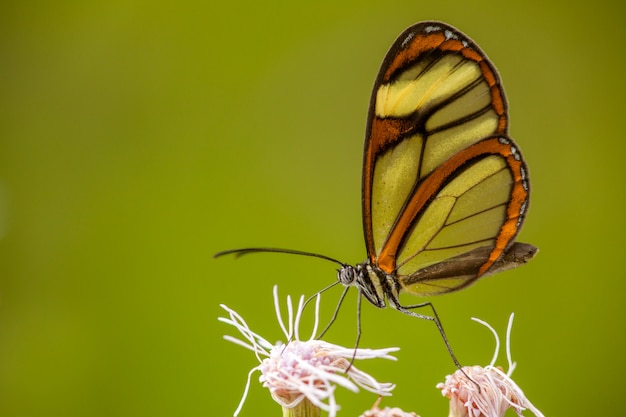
337,262 -> 386,308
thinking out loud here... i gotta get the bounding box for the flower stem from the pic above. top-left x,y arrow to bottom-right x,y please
282,399 -> 321,417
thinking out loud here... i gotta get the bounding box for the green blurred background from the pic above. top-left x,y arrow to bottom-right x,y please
1,1 -> 624,416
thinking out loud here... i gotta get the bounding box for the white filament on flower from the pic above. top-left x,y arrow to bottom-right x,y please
220,286 -> 399,417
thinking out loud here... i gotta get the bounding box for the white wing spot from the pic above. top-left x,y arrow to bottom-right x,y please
498,137 -> 511,145
521,167 -> 529,190
401,32 -> 415,48
517,200 -> 528,226
424,25 -> 441,33
444,29 -> 459,40
511,145 -> 521,161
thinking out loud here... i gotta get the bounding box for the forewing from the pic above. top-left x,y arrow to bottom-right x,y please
362,21 -> 508,264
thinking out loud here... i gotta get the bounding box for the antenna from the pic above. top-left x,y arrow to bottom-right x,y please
214,247 -> 346,267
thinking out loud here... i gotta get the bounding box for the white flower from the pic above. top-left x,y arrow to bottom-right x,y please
436,314 -> 545,417
219,286 -> 398,417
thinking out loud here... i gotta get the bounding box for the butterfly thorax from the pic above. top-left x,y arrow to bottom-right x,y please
337,261 -> 399,309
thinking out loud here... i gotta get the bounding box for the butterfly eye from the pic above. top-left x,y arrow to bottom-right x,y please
337,266 -> 357,286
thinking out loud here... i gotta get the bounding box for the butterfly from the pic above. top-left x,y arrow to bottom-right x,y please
216,21 -> 537,367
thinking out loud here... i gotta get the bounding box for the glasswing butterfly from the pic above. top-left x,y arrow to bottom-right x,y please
215,21 -> 537,369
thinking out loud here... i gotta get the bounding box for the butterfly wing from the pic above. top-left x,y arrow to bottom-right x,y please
362,21 -> 535,295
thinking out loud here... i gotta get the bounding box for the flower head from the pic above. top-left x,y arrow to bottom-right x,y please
219,286 -> 398,417
359,397 -> 419,417
437,314 -> 544,417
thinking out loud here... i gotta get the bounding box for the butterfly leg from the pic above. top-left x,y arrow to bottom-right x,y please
316,285 -> 351,339
346,293 -> 364,372
387,296 -> 478,386
388,297 -> 461,363
314,286 -> 362,372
